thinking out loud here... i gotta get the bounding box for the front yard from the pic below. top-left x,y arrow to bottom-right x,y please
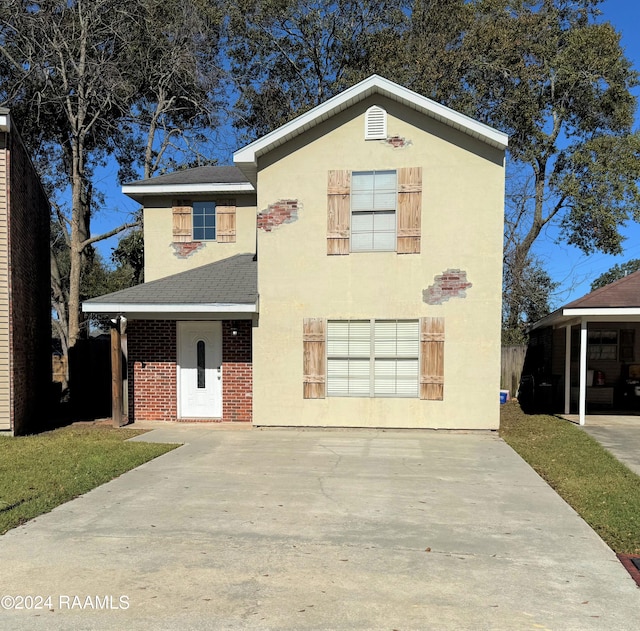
0,423 -> 177,534
501,401 -> 640,555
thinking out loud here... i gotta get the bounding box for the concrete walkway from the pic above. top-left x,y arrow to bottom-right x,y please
0,426 -> 638,630
580,418 -> 640,477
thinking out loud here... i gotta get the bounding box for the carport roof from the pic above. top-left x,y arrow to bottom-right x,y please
531,270 -> 640,329
82,253 -> 258,316
563,270 -> 640,309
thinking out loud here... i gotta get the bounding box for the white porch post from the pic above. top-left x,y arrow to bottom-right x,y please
564,324 -> 571,414
579,318 -> 587,426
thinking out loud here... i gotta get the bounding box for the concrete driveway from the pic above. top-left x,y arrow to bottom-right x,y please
580,416 -> 640,477
0,426 -> 638,630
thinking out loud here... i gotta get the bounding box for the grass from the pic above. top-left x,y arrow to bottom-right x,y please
0,423 -> 178,535
500,401 -> 640,555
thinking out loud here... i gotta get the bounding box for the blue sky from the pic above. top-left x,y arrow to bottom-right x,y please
92,1 -> 640,308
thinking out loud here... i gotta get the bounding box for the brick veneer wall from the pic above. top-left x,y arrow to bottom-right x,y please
4,124 -> 51,435
127,320 -> 178,422
127,319 -> 253,423
222,320 -> 252,422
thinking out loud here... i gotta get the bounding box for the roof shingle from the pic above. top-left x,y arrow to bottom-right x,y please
83,253 -> 257,307
564,270 -> 640,309
125,165 -> 249,187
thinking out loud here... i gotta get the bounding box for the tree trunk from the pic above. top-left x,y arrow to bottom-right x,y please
503,166 -> 549,333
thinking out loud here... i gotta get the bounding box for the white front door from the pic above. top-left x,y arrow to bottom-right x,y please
178,322 -> 222,418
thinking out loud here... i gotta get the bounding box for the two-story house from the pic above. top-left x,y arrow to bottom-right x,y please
83,75 -> 507,429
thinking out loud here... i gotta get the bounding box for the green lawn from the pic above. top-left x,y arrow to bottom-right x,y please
0,423 -> 178,534
501,401 -> 640,555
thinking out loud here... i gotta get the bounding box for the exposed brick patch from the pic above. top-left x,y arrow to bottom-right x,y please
127,319 -> 252,423
257,199 -> 300,232
171,241 -> 204,258
423,269 -> 473,305
384,135 -> 412,149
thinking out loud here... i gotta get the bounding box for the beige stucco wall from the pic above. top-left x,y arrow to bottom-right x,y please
143,193 -> 257,281
253,95 -> 505,429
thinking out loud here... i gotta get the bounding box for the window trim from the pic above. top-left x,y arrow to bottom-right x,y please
349,170 -> 398,253
587,329 -> 619,361
192,200 -> 217,242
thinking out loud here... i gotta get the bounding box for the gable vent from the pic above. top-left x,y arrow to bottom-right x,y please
365,105 -> 387,140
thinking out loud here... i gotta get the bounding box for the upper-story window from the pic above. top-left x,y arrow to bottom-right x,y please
172,199 -> 236,244
351,170 -> 397,252
193,201 -> 216,241
327,167 -> 421,256
365,105 -> 387,140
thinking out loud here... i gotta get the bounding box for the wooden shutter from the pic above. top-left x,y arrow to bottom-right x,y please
420,317 -> 444,400
327,170 -> 351,255
172,200 -> 192,242
397,167 -> 422,254
216,199 -> 236,243
303,318 -> 326,399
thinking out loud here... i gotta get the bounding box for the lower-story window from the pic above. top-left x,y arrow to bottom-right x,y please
327,319 -> 419,397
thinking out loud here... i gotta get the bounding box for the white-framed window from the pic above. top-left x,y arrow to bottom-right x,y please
351,170 -> 397,252
327,319 -> 419,397
193,201 -> 216,241
587,329 -> 618,361
365,105 -> 387,139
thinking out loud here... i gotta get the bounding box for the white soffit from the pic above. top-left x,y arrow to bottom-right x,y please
82,302 -> 257,314
122,182 -> 255,197
233,75 -> 509,171
563,308 -> 640,317
0,113 -> 10,133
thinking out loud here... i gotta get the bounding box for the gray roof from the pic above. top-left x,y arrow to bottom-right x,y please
84,253 -> 257,307
126,166 -> 249,187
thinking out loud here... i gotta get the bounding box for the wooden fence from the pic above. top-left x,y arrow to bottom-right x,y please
52,354 -> 67,383
501,345 -> 527,398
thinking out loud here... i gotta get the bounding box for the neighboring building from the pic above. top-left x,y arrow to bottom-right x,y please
527,271 -> 640,425
83,76 -> 507,429
0,109 -> 51,435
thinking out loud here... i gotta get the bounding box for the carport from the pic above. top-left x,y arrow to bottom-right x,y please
529,270 -> 640,426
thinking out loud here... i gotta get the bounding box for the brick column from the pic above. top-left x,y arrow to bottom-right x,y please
222,320 -> 253,422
